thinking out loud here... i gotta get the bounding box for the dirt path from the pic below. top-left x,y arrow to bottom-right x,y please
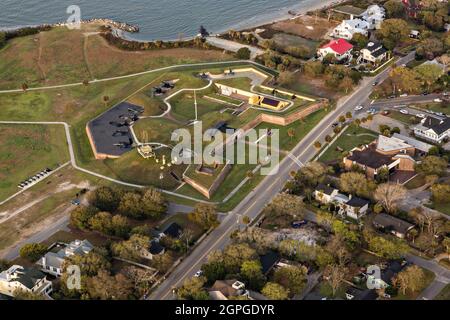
83,34 -> 95,80
36,33 -> 47,81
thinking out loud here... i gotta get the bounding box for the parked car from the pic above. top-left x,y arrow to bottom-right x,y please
416,113 -> 425,119
354,105 -> 364,111
71,199 -> 81,206
400,94 -> 408,97
373,81 -> 379,86
194,270 -> 203,277
332,122 -> 339,128
382,110 -> 390,115
434,98 -> 443,103
400,109 -> 409,115
292,220 -> 308,228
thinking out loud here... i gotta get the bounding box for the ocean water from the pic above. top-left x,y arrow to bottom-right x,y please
0,0 -> 327,41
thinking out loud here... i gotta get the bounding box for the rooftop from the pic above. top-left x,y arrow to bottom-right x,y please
347,144 -> 395,169
320,38 -> 353,55
376,135 -> 413,153
392,133 -> 432,153
0,265 -> 47,290
419,116 -> 450,135
259,251 -> 280,275
373,213 -> 415,235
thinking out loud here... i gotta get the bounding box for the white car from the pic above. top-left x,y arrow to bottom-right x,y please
400,94 -> 408,97
354,105 -> 364,111
400,109 -> 409,115
194,270 -> 203,277
434,98 -> 443,103
415,113 -> 425,119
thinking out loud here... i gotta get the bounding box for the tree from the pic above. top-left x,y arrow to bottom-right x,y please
0,32 -> 6,49
85,270 -> 133,300
377,19 -> 410,50
88,186 -> 121,212
392,265 -> 426,295
431,184 -> 450,203
64,248 -> 111,277
340,172 -> 371,198
416,156 -> 447,177
376,167 -> 390,183
389,67 -> 421,94
221,243 -> 258,274
278,71 -> 296,87
201,260 -> 227,283
273,265 -> 308,296
19,243 -> 48,262
111,234 -> 150,262
117,192 -> 145,219
326,264 -> 347,297
269,193 -> 305,218
351,33 -> 369,50
141,188 -> 167,219
366,234 -> 409,259
88,211 -> 113,234
415,64 -> 444,91
384,0 -> 405,18
123,266 -> 156,295
240,260 -> 266,290
261,282 -> 289,300
22,83 -> 28,92
199,25 -> 209,38
111,214 -> 131,238
314,141 -> 322,149
236,47 -> 251,60
102,95 -> 110,107
177,276 -> 209,300
416,37 -> 445,60
339,76 -> 354,94
188,203 -> 219,229
374,183 -> 407,214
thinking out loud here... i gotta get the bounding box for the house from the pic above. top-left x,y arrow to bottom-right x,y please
414,116 -> 450,144
314,184 -> 370,220
160,222 -> 183,239
0,265 -> 52,298
331,19 -> 370,40
259,251 -> 281,275
367,260 -> 407,290
391,133 -> 432,154
140,239 -> 165,260
343,135 -> 420,183
37,239 -> 94,277
318,39 -> 353,61
361,5 -> 386,29
359,42 -> 388,64
402,0 -> 422,18
373,213 -> 415,239
209,280 -> 248,300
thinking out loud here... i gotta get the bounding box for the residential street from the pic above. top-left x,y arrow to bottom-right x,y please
149,51 -> 417,300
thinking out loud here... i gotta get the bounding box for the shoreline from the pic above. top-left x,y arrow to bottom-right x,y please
1,0 -> 345,43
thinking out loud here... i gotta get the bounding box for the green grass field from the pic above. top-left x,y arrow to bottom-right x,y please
319,124 -> 378,163
0,124 -> 70,201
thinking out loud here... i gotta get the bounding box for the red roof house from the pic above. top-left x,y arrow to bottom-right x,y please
318,39 -> 354,60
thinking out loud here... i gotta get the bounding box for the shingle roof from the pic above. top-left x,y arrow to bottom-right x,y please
316,184 -> 336,196
259,251 -> 280,274
163,222 -> 182,238
346,196 -> 370,208
347,144 -> 395,169
373,213 -> 414,235
420,117 -> 450,135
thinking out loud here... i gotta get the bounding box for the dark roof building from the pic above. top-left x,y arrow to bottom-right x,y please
149,240 -> 165,255
316,184 -> 336,196
259,251 -> 281,275
373,213 -> 415,238
346,196 -> 370,208
162,222 -> 183,238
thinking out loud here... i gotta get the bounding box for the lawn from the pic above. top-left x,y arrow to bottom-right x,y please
0,124 -> 70,201
271,33 -> 319,57
435,284 -> 450,300
0,24 -> 234,90
319,124 -> 378,163
413,103 -> 450,116
427,201 -> 450,216
170,92 -> 226,123
387,111 -> 418,125
216,77 -> 253,91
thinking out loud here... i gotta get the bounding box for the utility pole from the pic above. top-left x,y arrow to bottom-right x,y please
194,89 -> 198,121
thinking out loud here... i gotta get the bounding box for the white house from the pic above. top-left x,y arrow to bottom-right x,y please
0,265 -> 52,298
37,239 -> 94,277
414,116 -> 450,144
331,18 -> 370,40
318,38 -> 354,61
361,5 -> 386,29
314,184 -> 370,220
359,41 -> 388,63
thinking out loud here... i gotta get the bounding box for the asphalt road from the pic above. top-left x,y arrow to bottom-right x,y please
149,51 -> 417,300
